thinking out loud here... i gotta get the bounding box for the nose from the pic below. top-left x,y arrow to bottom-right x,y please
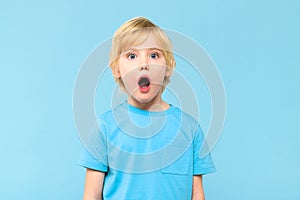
139,54 -> 149,71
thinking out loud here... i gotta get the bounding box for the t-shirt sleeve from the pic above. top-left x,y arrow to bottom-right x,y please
78,118 -> 108,172
78,148 -> 108,172
193,126 -> 216,175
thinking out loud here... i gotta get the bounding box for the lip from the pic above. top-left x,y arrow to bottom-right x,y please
139,85 -> 150,93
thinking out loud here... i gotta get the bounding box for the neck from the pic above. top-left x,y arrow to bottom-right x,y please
127,96 -> 169,112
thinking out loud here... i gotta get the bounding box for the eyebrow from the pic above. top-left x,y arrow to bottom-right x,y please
123,47 -> 163,53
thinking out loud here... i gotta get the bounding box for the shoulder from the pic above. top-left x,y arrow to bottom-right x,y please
169,106 -> 201,134
97,103 -> 123,122
170,105 -> 198,122
96,103 -> 128,131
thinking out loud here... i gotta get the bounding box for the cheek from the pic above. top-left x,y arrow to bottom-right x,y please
119,68 -> 139,91
151,68 -> 167,83
118,60 -> 137,77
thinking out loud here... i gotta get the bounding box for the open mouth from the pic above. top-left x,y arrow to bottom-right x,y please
138,76 -> 151,92
138,77 -> 150,88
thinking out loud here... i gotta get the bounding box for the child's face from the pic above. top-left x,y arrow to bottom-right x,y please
116,33 -> 169,104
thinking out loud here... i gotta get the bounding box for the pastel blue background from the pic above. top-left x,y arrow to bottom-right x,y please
1,0 -> 299,199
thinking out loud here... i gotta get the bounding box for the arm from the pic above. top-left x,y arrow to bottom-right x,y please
192,175 -> 205,200
83,168 -> 105,200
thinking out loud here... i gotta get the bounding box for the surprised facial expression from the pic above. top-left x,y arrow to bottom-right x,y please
115,33 -> 169,104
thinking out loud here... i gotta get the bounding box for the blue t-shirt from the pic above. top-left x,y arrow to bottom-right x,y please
79,102 -> 216,200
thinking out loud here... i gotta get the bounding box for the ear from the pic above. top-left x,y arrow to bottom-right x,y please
165,60 -> 176,77
165,69 -> 170,77
112,67 -> 121,78
165,65 -> 172,77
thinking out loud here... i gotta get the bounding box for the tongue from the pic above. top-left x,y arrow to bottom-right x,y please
138,77 -> 150,87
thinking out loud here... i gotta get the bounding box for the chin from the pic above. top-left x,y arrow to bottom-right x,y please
135,96 -> 154,103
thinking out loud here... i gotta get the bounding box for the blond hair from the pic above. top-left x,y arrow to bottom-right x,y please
109,16 -> 176,90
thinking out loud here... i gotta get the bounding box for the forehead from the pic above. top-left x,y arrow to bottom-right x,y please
130,33 -> 162,50
119,30 -> 165,53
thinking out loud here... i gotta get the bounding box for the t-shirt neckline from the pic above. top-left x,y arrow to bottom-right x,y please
122,101 -> 175,116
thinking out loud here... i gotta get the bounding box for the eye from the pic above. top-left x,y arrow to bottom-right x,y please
127,53 -> 137,60
150,53 -> 159,59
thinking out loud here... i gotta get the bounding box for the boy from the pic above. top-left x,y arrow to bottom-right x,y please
79,16 -> 216,200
